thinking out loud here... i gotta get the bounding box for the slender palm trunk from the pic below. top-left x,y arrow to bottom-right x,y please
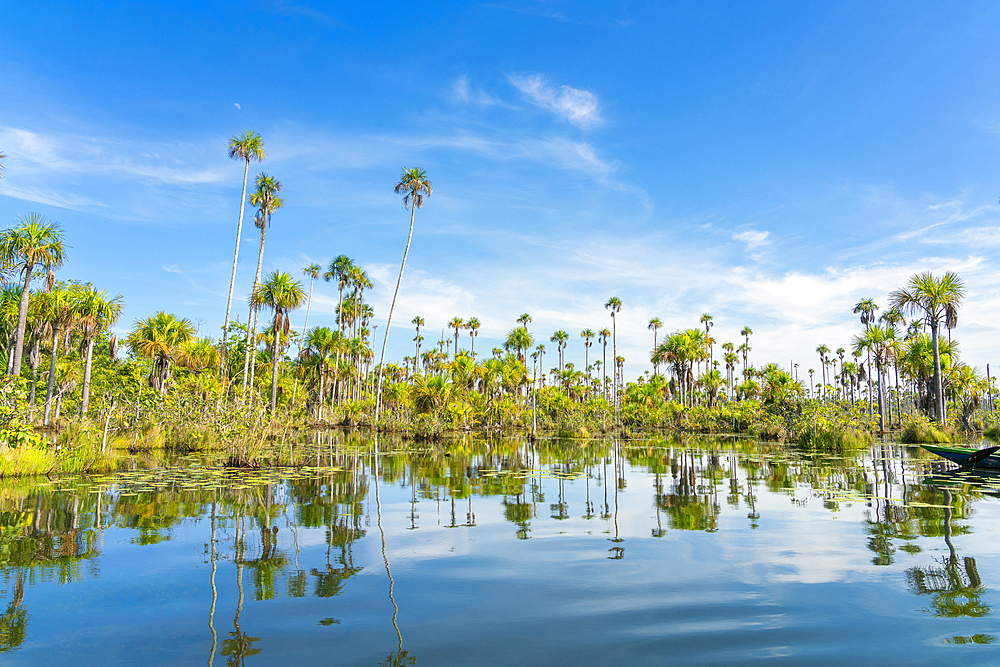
241,224 -> 267,400
931,320 -> 944,423
42,325 -> 59,425
270,312 -> 281,413
375,203 -> 417,418
11,267 -> 32,376
80,337 -> 95,415
291,278 -> 314,406
221,158 -> 250,380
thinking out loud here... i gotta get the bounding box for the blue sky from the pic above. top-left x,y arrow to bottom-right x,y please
3,1 -> 1000,378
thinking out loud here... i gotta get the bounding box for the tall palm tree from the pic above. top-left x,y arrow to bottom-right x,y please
222,131 -> 266,378
550,330 -> 568,372
376,167 -> 431,418
517,313 -> 532,326
448,317 -> 464,358
890,272 -> 964,423
604,297 -> 621,402
299,263 -> 321,344
598,328 -> 610,398
127,312 -> 196,396
0,214 -> 66,376
251,271 -> 306,412
75,287 -> 124,415
241,173 -> 283,400
465,317 -> 480,357
290,263 -> 322,405
411,316 -> 424,375
815,344 -> 830,400
700,313 -> 714,363
647,318 -> 662,375
581,329 -> 595,379
853,323 -> 897,431
739,326 -> 752,374
324,255 -> 354,334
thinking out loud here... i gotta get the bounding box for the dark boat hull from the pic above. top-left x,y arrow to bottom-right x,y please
921,444 -> 1000,470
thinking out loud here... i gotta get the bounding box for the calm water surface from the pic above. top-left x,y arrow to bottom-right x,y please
0,435 -> 998,666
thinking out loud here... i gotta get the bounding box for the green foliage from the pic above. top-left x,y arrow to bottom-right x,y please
900,415 -> 954,444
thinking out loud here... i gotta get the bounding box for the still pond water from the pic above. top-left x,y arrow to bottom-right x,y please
0,434 -> 999,666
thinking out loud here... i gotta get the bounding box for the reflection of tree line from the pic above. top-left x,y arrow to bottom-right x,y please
0,436 -> 996,656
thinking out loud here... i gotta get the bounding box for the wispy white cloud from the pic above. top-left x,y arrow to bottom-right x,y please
0,126 -> 228,186
0,183 -> 106,210
507,74 -> 602,129
732,229 -> 770,250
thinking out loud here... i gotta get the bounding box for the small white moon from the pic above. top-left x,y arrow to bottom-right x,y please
234,103 -> 241,109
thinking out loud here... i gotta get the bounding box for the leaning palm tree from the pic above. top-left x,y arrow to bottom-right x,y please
890,272 -> 964,423
0,214 -> 66,376
251,271 -> 306,413
241,173 -> 283,400
221,131 -> 266,379
75,287 -> 124,415
375,167 -> 432,419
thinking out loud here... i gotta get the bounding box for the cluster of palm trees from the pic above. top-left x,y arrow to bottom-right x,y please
801,272 -> 979,430
0,214 -> 123,424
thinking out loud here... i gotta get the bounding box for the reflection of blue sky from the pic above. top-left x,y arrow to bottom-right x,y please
5,3 -> 1000,376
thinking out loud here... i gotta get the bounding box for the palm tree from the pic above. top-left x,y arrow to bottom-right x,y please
605,297 -> 621,402
75,287 -> 123,415
376,167 -> 432,419
299,263 -> 321,344
503,326 -> 534,364
36,287 -> 79,425
853,323 -> 897,431
0,151 -> 5,178
324,255 -> 354,334
581,329 -> 595,379
240,173 -> 283,400
815,344 -> 830,400
647,318 -> 663,375
251,271 -> 306,412
517,313 -> 531,326
890,272 -> 965,423
127,312 -> 196,395
411,316 -> 424,375
0,214 -> 66,376
550,330 -> 568,373
598,328 -> 610,398
700,313 -> 714,363
739,326 -> 752,374
448,317 -> 464,358
465,317 -> 480,357
222,131 -> 266,378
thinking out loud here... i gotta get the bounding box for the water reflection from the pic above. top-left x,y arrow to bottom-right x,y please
0,434 -> 996,663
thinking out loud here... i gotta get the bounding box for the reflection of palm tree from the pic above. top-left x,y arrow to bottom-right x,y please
222,516 -> 261,667
907,490 -> 991,618
374,439 -> 409,662
208,497 -> 218,667
0,571 -> 27,653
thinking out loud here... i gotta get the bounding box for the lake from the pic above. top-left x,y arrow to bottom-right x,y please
0,434 -> 997,666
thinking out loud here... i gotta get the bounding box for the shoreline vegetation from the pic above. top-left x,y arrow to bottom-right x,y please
0,140 -> 995,477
